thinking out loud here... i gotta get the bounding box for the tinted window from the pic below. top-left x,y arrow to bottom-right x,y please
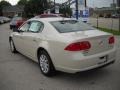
50,20 -> 95,33
19,22 -> 30,32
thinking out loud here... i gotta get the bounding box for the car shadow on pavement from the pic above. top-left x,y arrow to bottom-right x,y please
7,51 -> 117,90
18,52 -> 112,81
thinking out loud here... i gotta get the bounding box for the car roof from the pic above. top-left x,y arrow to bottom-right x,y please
30,17 -> 75,22
37,13 -> 63,16
41,14 -> 58,15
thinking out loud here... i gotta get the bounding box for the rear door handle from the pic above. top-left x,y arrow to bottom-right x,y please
33,39 -> 37,42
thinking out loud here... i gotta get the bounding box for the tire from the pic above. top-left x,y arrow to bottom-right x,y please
9,39 -> 17,53
38,50 -> 56,77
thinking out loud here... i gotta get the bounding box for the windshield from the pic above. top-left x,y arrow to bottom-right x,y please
50,20 -> 95,33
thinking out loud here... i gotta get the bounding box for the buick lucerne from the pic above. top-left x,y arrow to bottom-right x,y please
9,18 -> 116,76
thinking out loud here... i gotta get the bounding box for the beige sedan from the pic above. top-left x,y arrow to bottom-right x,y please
9,18 -> 116,76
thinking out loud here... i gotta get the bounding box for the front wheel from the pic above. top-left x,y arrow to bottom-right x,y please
9,39 -> 17,53
38,50 -> 56,77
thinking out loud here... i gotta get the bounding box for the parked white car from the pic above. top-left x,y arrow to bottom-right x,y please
9,18 -> 116,76
0,16 -> 10,24
0,16 -> 5,24
2,16 -> 11,22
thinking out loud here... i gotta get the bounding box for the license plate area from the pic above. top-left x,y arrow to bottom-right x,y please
98,55 -> 108,64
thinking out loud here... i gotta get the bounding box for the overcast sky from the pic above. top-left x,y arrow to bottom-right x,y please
0,0 -> 115,8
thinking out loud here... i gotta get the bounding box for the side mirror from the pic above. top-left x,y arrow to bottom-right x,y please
13,28 -> 23,33
13,28 -> 22,33
13,28 -> 18,32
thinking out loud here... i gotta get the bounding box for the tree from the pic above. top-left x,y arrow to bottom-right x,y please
0,0 -> 11,7
17,0 -> 28,5
60,6 -> 72,17
0,0 -> 11,15
24,0 -> 48,18
0,5 -> 2,16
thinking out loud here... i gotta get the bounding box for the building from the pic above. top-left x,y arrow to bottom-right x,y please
2,5 -> 24,18
93,2 -> 119,17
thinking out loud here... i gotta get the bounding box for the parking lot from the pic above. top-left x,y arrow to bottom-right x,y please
89,18 -> 119,31
0,23 -> 120,90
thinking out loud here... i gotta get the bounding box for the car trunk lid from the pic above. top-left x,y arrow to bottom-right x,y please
62,30 -> 114,55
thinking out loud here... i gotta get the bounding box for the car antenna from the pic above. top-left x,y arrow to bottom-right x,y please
62,16 -> 65,21
60,17 -> 65,24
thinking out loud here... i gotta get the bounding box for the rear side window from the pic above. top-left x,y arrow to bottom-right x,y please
50,20 -> 95,33
29,21 -> 44,33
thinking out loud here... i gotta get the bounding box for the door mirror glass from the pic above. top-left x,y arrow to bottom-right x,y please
13,28 -> 19,32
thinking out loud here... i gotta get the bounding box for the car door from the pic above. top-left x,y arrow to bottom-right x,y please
22,21 -> 44,61
12,22 -> 30,53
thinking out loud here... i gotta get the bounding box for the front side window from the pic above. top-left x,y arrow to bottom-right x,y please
29,21 -> 43,33
19,22 -> 30,32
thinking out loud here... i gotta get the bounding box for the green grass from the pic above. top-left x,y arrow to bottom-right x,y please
97,27 -> 120,35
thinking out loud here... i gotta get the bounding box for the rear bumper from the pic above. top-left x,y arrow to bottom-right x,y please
68,59 -> 115,73
92,60 -> 115,70
54,48 -> 116,73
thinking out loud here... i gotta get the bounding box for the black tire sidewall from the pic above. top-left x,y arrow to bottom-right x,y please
10,39 -> 16,53
38,50 -> 56,76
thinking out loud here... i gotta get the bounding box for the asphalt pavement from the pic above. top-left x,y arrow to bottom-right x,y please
0,23 -> 120,90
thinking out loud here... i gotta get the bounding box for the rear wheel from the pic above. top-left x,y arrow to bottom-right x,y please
9,39 -> 17,53
38,50 -> 56,77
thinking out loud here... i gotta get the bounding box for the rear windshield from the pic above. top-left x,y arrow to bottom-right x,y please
50,20 -> 95,33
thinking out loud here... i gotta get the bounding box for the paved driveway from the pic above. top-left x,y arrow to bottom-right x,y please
0,23 -> 120,90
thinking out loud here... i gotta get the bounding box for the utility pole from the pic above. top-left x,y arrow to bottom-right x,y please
54,0 -> 55,13
68,0 -> 71,17
117,0 -> 120,31
69,0 -> 70,9
111,0 -> 115,30
75,0 -> 78,20
85,0 -> 87,8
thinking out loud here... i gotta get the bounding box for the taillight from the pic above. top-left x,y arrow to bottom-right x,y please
109,36 -> 115,44
65,41 -> 91,51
